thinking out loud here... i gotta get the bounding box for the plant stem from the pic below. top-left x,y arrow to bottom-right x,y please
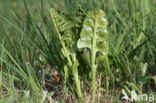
91,18 -> 97,102
72,54 -> 82,100
106,57 -> 110,93
73,65 -> 82,99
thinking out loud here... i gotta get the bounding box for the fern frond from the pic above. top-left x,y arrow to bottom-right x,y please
50,8 -> 72,65
50,9 -> 76,49
50,9 -> 72,35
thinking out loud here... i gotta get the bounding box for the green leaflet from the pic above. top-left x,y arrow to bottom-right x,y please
77,8 -> 109,56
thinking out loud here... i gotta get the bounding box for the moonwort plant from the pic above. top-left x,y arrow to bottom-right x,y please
50,8 -> 109,102
77,8 -> 109,102
50,8 -> 83,99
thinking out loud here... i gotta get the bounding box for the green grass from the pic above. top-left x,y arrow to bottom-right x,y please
0,0 -> 156,103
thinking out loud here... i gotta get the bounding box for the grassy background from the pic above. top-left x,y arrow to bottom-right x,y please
0,0 -> 156,103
